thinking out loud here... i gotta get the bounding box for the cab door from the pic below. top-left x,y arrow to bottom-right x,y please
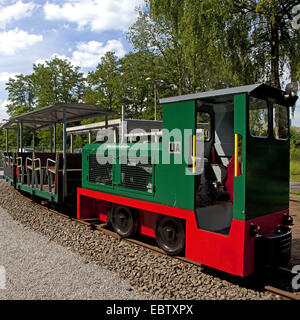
245,95 -> 290,220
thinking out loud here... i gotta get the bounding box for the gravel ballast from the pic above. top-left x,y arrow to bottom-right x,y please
0,180 -> 280,300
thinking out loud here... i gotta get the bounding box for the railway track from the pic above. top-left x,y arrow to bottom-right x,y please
14,189 -> 300,301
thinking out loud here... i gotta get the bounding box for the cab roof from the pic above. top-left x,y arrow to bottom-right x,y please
160,83 -> 298,107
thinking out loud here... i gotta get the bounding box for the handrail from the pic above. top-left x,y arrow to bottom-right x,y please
33,158 -> 41,171
25,157 -> 33,170
46,158 -> 56,172
16,157 -> 22,168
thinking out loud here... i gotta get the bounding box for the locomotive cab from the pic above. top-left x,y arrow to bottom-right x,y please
159,83 -> 297,275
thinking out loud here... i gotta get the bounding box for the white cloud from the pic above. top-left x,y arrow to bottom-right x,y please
0,1 -> 37,29
35,53 -> 71,67
44,0 -> 144,32
0,28 -> 43,55
71,40 -> 126,68
35,40 -> 126,69
0,72 -> 16,82
0,99 -> 9,121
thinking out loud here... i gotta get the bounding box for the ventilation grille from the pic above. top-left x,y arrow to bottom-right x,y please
120,157 -> 153,193
89,154 -> 113,186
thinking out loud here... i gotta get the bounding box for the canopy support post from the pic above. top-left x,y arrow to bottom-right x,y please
70,133 -> 74,153
5,129 -> 8,152
53,124 -> 56,152
63,109 -> 67,199
89,131 -> 92,144
20,121 -> 23,152
32,129 -> 36,152
105,115 -> 108,129
50,126 -> 53,153
16,122 -> 20,153
121,105 -> 125,144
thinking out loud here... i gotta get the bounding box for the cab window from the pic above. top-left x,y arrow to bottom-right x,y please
249,97 -> 269,138
273,104 -> 289,140
197,112 -> 211,141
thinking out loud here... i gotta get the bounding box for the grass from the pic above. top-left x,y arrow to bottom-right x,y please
291,160 -> 300,173
290,174 -> 300,182
290,191 -> 300,199
290,148 -> 300,181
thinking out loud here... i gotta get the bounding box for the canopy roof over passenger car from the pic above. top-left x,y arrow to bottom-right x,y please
1,103 -> 116,200
1,103 -> 115,130
160,83 -> 298,107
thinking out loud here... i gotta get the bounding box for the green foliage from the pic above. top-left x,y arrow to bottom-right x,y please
33,57 -> 86,109
3,57 -> 87,149
147,0 -> 300,90
291,126 -> 300,153
5,74 -> 34,117
290,127 -> 300,179
249,97 -> 269,137
85,52 -> 121,112
290,160 -> 300,176
127,7 -> 188,95
119,51 -> 152,118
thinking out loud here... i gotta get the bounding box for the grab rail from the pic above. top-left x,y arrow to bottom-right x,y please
46,159 -> 56,173
46,158 -> 57,194
33,158 -> 41,171
25,157 -> 33,169
16,157 -> 22,168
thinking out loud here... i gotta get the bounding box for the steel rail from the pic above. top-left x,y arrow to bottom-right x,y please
13,188 -> 300,301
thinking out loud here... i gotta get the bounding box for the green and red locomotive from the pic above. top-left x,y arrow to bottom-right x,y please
2,83 -> 298,277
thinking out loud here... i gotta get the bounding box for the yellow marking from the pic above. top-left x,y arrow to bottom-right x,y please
193,135 -> 196,174
235,134 -> 238,177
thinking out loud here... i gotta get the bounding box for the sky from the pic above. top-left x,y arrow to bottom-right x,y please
0,0 -> 144,121
0,0 -> 299,125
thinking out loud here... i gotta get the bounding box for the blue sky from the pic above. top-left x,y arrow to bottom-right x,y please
0,0 -> 299,125
0,0 -> 144,120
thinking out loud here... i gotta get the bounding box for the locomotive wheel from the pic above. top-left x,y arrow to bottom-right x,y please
111,206 -> 138,238
155,216 -> 185,256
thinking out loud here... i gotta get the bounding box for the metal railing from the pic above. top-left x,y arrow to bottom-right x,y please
3,155 -> 13,180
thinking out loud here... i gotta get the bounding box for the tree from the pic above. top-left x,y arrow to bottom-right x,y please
5,74 -> 35,117
4,57 -> 87,149
230,0 -> 300,88
85,52 -> 121,113
32,57 -> 87,148
147,0 -> 300,90
120,51 -> 174,119
128,8 -> 188,95
32,57 -> 86,109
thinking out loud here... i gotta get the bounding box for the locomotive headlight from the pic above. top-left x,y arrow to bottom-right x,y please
283,213 -> 294,226
250,223 -> 261,237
